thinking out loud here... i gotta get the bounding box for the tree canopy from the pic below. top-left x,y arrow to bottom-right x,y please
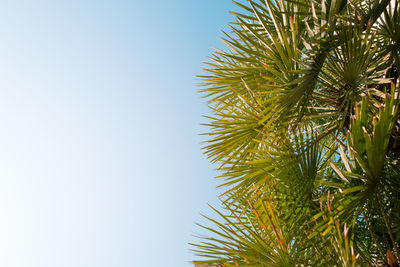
191,0 -> 400,266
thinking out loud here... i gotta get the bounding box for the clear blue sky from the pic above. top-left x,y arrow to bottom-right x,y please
0,1 -> 238,266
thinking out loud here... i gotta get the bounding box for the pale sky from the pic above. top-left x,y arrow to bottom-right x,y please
0,1 -> 237,266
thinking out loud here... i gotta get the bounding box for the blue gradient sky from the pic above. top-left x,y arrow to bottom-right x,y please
0,1 -> 237,266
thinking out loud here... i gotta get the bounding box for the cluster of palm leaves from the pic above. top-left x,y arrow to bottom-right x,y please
191,0 -> 400,266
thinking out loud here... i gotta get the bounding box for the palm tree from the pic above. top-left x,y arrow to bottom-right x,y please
191,0 -> 400,266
